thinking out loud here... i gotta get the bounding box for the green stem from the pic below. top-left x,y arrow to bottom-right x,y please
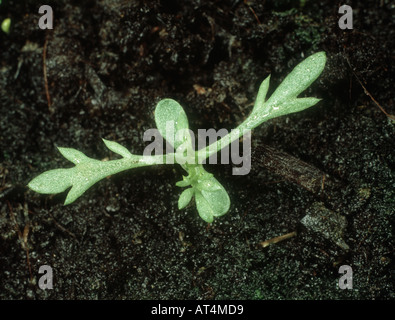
195,111 -> 269,162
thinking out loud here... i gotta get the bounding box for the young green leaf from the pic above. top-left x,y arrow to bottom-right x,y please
1,18 -> 11,34
195,187 -> 230,223
268,97 -> 321,119
28,168 -> 72,194
102,138 -> 133,158
251,75 -> 271,114
239,51 -> 326,130
194,176 -> 230,223
176,176 -> 191,187
195,191 -> 215,223
196,178 -> 222,192
200,185 -> 230,217
154,98 -> 192,150
57,147 -> 90,164
28,147 -> 160,205
265,51 -> 326,108
178,188 -> 194,209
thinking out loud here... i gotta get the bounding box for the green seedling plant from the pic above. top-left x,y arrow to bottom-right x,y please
1,17 -> 11,34
28,52 -> 327,223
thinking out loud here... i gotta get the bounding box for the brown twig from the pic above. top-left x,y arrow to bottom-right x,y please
43,36 -> 53,114
321,174 -> 326,193
252,144 -> 334,195
251,144 -> 362,213
48,212 -> 77,239
244,0 -> 261,25
346,58 -> 395,120
259,231 -> 297,248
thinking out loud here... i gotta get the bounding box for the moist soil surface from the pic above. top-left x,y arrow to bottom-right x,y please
0,0 -> 394,299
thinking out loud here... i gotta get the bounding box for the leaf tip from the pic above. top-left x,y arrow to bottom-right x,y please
56,146 -> 66,153
178,188 -> 194,210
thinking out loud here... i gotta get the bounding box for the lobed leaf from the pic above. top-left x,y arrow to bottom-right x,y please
28,147 -> 154,205
28,168 -> 73,194
62,163 -> 103,205
265,51 -> 326,108
244,52 -> 326,130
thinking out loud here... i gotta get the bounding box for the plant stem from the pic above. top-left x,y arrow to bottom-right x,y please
195,112 -> 268,162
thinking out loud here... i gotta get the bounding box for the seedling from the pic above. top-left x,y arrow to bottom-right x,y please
1,17 -> 11,34
28,52 -> 326,223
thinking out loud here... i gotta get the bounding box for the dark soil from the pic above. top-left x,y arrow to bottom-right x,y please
0,0 -> 393,299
